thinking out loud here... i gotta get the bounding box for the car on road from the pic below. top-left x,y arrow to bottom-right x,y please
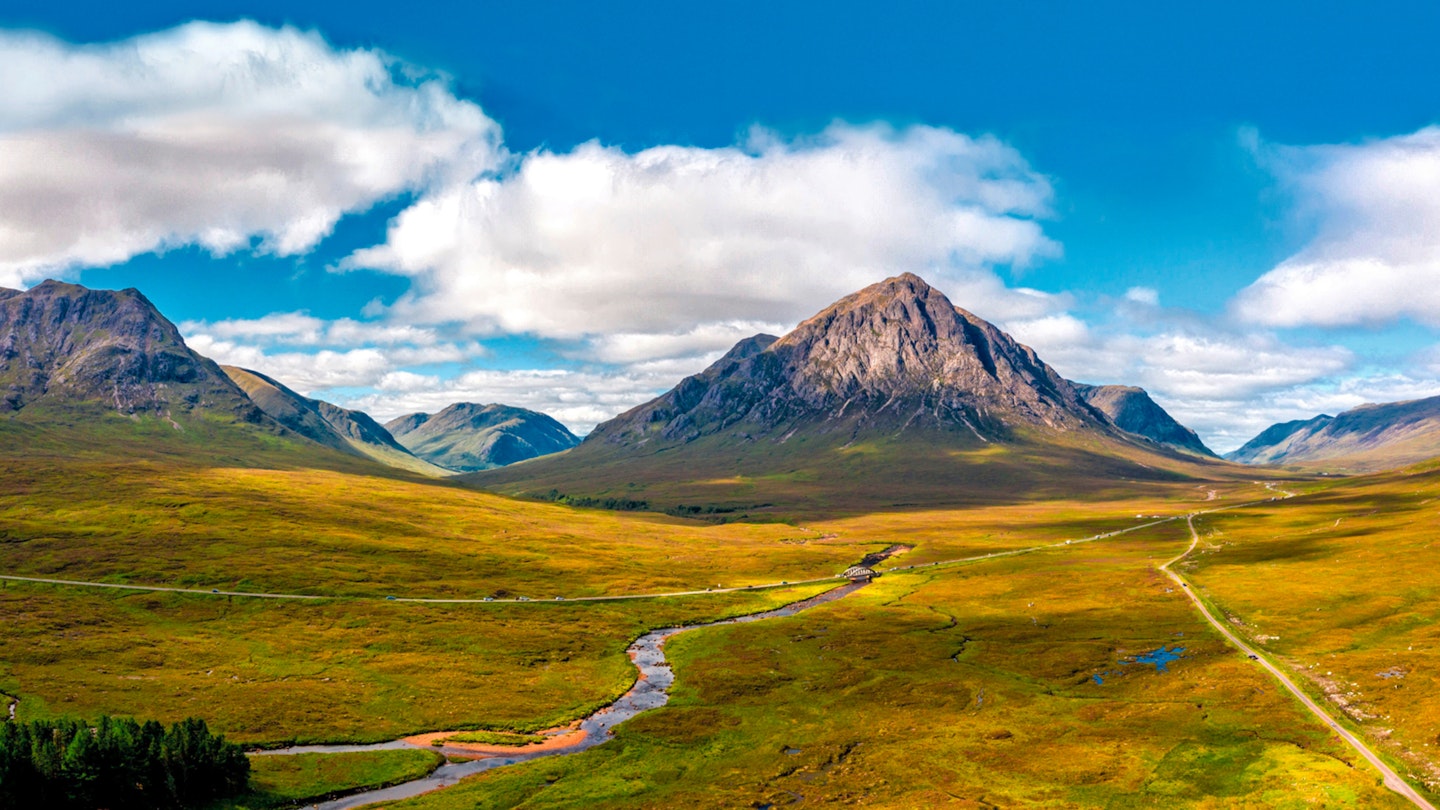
483,596 -> 494,602
385,595 -> 396,600
1247,654 -> 1259,660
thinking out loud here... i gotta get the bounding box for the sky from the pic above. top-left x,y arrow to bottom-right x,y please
3,1 -> 1440,452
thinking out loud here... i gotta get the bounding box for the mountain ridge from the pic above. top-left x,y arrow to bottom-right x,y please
385,402 -> 579,472
469,273 -> 1228,514
222,366 -> 449,477
1074,384 -> 1215,457
1228,396 -> 1440,471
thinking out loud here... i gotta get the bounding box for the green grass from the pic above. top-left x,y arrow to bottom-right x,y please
1179,465 -> 1440,798
468,422 -> 1272,519
4,405 -> 1428,806
0,409 -> 874,598
438,730 -> 547,746
374,523 -> 1406,809
0,580 -> 830,745
214,749 -> 444,809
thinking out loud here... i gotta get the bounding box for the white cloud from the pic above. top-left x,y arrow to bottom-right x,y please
1234,127 -> 1440,327
584,321 -> 786,365
181,312 -> 448,348
0,20 -> 502,288
186,333 -> 478,393
1005,313 -> 1357,453
349,123 -> 1061,344
1124,286 -> 1159,306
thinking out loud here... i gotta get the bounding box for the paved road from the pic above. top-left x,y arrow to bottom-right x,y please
1162,514 -> 1435,810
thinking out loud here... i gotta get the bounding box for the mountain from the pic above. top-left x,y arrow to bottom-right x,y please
384,403 -> 579,472
0,280 -> 261,420
1227,396 -> 1440,472
0,280 -> 439,477
591,272 -> 1107,446
223,366 -> 449,476
468,273 -> 1227,514
1074,384 -> 1215,457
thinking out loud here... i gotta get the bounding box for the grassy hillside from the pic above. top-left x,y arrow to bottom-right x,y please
469,425 -> 1254,519
0,407 -> 873,598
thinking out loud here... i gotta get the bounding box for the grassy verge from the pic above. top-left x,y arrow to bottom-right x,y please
213,749 -> 443,809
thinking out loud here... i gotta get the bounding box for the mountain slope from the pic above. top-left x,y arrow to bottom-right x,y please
0,280 -> 261,420
468,274 -> 1229,514
1227,396 -> 1440,471
223,366 -> 449,477
1075,384 -> 1215,457
384,403 -> 579,472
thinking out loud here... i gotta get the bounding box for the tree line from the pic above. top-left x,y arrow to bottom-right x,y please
0,715 -> 249,808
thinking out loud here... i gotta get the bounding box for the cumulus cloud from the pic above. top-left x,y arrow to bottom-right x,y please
349,123 -> 1062,343
1004,314 -> 1356,453
185,332 -> 480,393
181,312 -> 450,348
0,20 -> 502,288
1234,127 -> 1440,327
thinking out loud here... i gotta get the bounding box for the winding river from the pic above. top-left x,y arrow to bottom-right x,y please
261,580 -> 871,810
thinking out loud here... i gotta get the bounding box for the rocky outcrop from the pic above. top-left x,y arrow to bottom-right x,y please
0,280 -> 260,419
385,403 -> 579,472
1075,384 -> 1215,457
589,273 -> 1111,448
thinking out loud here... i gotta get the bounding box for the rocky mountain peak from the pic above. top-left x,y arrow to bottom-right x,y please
590,273 -> 1108,447
0,280 -> 259,418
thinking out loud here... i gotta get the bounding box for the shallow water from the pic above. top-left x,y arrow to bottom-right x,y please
1133,645 -> 1185,673
262,581 -> 870,810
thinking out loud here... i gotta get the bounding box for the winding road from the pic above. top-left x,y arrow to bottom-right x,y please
1162,514 -> 1435,810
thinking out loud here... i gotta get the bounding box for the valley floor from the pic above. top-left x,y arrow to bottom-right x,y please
5,437 -> 1439,807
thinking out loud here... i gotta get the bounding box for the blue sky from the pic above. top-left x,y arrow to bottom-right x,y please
3,2 -> 1440,450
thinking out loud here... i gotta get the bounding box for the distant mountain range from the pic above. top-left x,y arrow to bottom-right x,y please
223,366 -> 449,476
14,276 -> 1440,495
1227,395 -> 1440,472
470,273 -> 1230,513
0,280 -> 573,476
385,403 -> 579,472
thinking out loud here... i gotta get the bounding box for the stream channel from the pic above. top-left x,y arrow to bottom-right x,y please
258,580 -> 871,809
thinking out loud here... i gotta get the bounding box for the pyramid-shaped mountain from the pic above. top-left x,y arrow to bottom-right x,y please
469,274 -> 1222,513
592,273 -> 1107,446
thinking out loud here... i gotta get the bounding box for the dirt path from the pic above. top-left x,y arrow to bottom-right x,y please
1162,514 -> 1435,810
